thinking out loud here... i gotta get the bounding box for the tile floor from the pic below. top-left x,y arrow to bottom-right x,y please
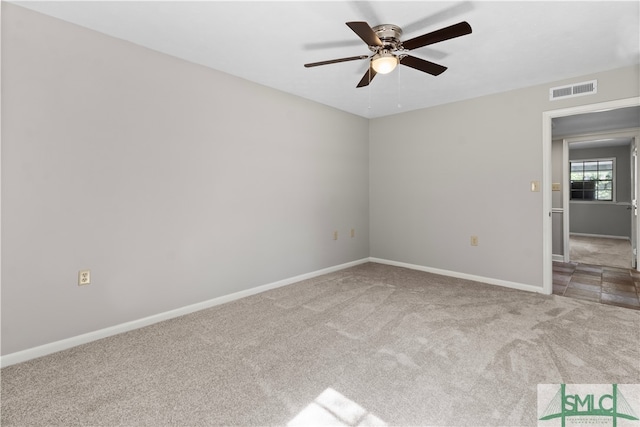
553,261 -> 640,310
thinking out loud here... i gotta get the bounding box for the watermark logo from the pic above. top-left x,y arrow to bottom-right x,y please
538,384 -> 640,427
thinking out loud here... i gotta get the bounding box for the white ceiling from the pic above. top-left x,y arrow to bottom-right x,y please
553,106 -> 640,138
11,1 -> 640,119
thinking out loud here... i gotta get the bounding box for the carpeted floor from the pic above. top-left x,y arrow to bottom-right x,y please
569,234 -> 632,269
2,263 -> 639,426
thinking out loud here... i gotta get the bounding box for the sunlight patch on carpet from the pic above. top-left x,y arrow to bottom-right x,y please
288,387 -> 387,426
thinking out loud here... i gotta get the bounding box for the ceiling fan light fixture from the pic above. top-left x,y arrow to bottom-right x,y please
304,21 -> 472,88
371,51 -> 398,74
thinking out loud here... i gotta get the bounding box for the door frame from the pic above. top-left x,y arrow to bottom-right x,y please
542,97 -> 640,295
563,138 -> 570,262
632,141 -> 638,268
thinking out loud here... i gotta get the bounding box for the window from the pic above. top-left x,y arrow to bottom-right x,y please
570,158 -> 614,201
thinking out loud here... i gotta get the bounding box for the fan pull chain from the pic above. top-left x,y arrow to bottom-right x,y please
396,65 -> 402,110
368,67 -> 372,110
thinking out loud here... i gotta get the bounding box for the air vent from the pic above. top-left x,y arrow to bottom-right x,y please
549,80 -> 597,100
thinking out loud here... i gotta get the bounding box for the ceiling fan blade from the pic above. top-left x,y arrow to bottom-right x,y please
346,21 -> 383,47
402,21 -> 472,51
356,66 -> 377,88
304,55 -> 369,68
400,55 -> 447,76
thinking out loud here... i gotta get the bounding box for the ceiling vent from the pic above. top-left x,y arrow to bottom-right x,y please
549,80 -> 597,101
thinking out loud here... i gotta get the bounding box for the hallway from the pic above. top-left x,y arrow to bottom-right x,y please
553,261 -> 640,310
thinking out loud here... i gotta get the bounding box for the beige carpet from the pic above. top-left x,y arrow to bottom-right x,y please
2,263 -> 639,426
569,234 -> 632,269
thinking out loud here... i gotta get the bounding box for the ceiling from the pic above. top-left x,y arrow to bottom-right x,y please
553,106 -> 640,139
554,105 -> 640,148
11,1 -> 640,119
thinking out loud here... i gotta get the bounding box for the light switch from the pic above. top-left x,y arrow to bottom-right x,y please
531,181 -> 540,192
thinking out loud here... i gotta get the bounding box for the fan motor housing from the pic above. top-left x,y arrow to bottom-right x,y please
372,24 -> 403,48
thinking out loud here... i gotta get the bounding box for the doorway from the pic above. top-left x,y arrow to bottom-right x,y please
561,132 -> 638,270
542,97 -> 640,295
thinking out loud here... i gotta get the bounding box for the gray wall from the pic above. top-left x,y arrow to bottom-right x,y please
569,145 -> 632,238
3,3 -> 640,356
1,4 -> 370,355
369,66 -> 639,287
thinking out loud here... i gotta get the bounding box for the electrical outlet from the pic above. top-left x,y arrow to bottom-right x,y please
470,236 -> 479,246
78,270 -> 91,286
333,231 -> 338,240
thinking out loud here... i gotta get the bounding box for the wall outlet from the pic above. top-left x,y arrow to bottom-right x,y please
333,231 -> 338,240
470,236 -> 479,246
78,270 -> 91,286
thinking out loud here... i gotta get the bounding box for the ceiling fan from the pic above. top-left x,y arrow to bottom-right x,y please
304,21 -> 472,88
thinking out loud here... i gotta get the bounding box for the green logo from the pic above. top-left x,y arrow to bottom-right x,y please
539,384 -> 639,427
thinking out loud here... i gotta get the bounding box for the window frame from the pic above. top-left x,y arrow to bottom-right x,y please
569,157 -> 616,203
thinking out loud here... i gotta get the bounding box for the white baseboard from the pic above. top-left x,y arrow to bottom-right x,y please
1,257 -> 548,367
552,254 -> 565,262
369,257 -> 547,295
0,258 -> 369,368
